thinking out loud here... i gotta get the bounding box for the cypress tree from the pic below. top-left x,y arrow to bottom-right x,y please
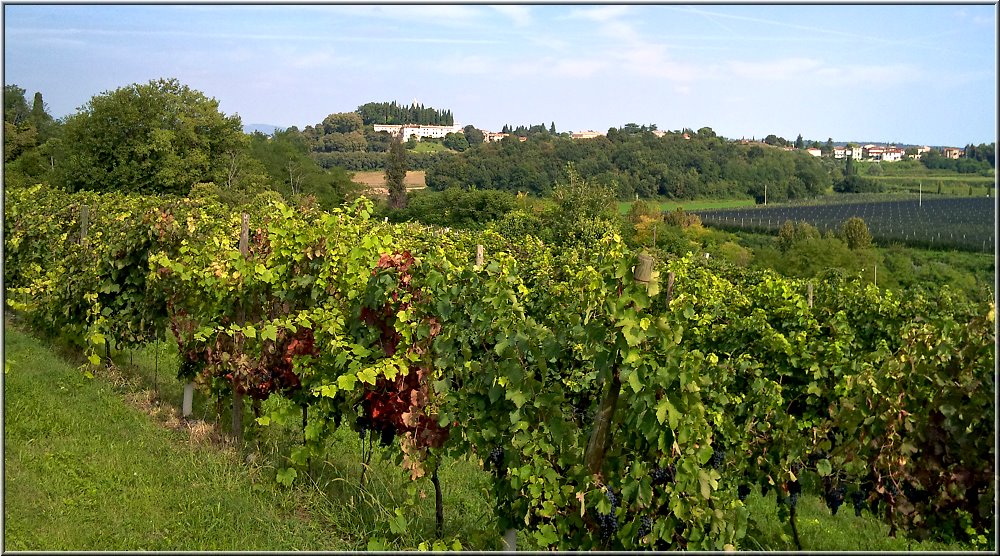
386,132 -> 408,209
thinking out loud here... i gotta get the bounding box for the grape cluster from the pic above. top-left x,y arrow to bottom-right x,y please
356,415 -> 371,441
902,481 -> 928,504
595,488 -> 621,545
824,484 -> 846,516
650,464 -> 675,486
886,480 -> 899,498
637,515 -> 653,539
378,426 -> 394,447
850,490 -> 867,517
487,445 -> 505,478
710,447 -> 725,470
737,483 -> 752,502
785,480 -> 801,509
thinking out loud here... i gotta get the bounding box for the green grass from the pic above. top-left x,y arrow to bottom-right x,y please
742,489 -> 968,551
619,198 -> 756,214
408,141 -> 450,154
2,320 -> 501,550
3,319 -> 978,551
3,322 -> 346,550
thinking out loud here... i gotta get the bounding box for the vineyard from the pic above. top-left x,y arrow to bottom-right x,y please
3,184 -> 996,550
694,196 -> 996,252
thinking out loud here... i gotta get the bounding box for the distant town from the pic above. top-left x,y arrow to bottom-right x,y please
363,122 -> 966,162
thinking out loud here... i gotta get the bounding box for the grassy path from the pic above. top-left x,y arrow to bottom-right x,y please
2,322 -> 973,551
2,323 -> 345,551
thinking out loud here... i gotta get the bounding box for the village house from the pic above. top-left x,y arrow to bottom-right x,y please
833,146 -> 863,160
942,147 -> 963,159
863,144 -> 905,162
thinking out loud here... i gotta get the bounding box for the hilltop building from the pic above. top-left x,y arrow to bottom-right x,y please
374,123 -> 463,141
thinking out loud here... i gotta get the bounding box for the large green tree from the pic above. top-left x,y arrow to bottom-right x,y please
54,78 -> 244,195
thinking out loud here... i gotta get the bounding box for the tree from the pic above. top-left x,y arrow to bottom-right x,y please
30,91 -> 56,141
4,84 -> 31,125
54,78 -> 244,195
549,122 -> 557,134
822,137 -> 835,156
794,134 -> 804,149
839,217 -> 872,250
443,131 -> 470,152
322,112 -> 364,134
463,124 -> 484,147
763,134 -> 787,147
386,132 -> 408,209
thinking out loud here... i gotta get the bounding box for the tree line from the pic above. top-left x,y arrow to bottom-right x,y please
355,101 -> 453,126
425,126 -> 832,202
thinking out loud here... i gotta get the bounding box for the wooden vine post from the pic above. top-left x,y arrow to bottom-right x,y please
475,244 -> 484,267
584,253 -> 653,475
232,213 -> 250,444
807,282 -> 814,308
80,204 -> 90,247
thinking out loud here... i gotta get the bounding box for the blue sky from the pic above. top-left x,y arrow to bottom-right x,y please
3,2 -> 996,146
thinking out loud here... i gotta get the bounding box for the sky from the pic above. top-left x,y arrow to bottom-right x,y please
2,2 -> 997,147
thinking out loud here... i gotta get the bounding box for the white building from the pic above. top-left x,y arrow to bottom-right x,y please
373,123 -> 464,141
863,145 -> 905,162
833,146 -> 863,160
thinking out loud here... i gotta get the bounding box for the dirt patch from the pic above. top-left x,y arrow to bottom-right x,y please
353,170 -> 426,197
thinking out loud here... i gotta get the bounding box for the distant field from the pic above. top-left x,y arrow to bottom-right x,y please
693,196 -> 996,252
352,170 -> 426,196
618,198 -> 755,214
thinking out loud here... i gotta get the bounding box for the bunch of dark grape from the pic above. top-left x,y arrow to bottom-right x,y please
596,488 -> 620,545
886,480 -> 899,498
785,480 -> 801,509
378,425 -> 395,447
737,484 -> 752,502
651,464 -> 675,486
487,445 -> 505,477
824,484 -> 847,515
850,490 -> 866,517
902,481 -> 928,504
807,450 -> 828,465
355,415 -> 371,441
637,515 -> 653,539
710,446 -> 725,470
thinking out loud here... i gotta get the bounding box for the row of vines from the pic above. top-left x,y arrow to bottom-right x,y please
4,184 -> 995,550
